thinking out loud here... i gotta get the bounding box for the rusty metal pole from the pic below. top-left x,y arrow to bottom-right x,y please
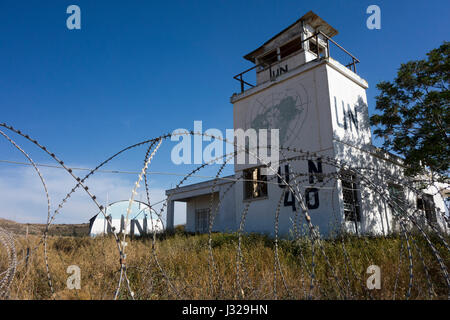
240,74 -> 244,93
316,34 -> 319,59
327,39 -> 330,58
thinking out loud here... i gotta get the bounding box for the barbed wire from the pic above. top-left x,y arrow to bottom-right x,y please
0,122 -> 449,300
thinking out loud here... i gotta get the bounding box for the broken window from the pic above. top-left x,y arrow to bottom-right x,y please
417,194 -> 437,224
280,38 -> 302,59
243,167 -> 268,200
341,171 -> 361,222
195,208 -> 210,233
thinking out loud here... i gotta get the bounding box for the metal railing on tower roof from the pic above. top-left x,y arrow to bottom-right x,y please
233,31 -> 360,94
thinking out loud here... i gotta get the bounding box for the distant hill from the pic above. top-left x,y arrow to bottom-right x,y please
0,218 -> 90,237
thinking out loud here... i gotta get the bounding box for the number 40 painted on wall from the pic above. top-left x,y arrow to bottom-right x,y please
277,160 -> 323,211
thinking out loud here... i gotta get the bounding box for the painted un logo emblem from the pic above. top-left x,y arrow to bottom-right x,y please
246,82 -> 310,148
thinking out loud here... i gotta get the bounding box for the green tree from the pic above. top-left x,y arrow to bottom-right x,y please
370,42 -> 449,179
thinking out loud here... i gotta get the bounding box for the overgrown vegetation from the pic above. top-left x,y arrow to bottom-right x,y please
370,42 -> 449,179
0,218 -> 89,237
2,228 -> 449,300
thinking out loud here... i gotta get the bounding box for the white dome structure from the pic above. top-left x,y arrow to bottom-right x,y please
89,200 -> 164,237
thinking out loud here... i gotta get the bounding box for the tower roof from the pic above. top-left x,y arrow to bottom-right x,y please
243,11 -> 338,63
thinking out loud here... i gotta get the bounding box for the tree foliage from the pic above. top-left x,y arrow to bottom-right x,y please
370,42 -> 449,178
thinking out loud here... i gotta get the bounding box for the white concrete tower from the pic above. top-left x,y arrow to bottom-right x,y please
231,11 -> 373,237
165,11 -> 448,237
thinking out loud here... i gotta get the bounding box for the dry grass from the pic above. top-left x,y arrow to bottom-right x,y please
2,228 -> 449,300
0,218 -> 89,237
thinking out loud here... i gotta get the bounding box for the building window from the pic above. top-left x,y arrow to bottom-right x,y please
341,171 -> 361,222
280,38 -> 302,59
388,183 -> 406,209
445,196 -> 450,228
309,40 -> 326,57
417,194 -> 437,224
258,50 -> 278,68
195,208 -> 210,233
243,167 -> 268,200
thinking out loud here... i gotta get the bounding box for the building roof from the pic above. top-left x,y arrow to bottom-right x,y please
165,175 -> 235,196
243,11 -> 338,63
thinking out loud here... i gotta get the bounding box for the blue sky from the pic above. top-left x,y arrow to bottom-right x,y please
0,0 -> 449,224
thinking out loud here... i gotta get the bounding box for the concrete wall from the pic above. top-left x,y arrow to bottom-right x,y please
256,50 -> 316,85
184,182 -> 236,233
326,61 -> 372,147
173,52 -> 450,238
333,140 -> 449,236
232,157 -> 341,238
412,182 -> 449,234
230,57 -> 450,238
333,141 -> 400,235
232,61 -> 344,237
233,61 -> 335,172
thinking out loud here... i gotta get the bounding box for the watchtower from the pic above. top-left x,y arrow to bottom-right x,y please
231,11 -> 373,236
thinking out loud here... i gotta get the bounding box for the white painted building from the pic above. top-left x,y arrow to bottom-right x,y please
165,11 -> 449,238
89,200 -> 163,237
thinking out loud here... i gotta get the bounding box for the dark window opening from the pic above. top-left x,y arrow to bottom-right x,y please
280,39 -> 302,59
195,208 -> 210,233
417,194 -> 437,224
445,197 -> 450,228
388,184 -> 407,210
244,167 -> 268,200
259,50 -> 278,68
309,40 -> 326,57
341,171 -> 361,222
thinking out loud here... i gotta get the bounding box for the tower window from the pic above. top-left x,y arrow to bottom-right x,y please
417,194 -> 437,224
259,50 -> 278,68
341,171 -> 361,222
195,208 -> 210,233
309,40 -> 326,57
280,38 -> 302,59
243,167 -> 268,200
